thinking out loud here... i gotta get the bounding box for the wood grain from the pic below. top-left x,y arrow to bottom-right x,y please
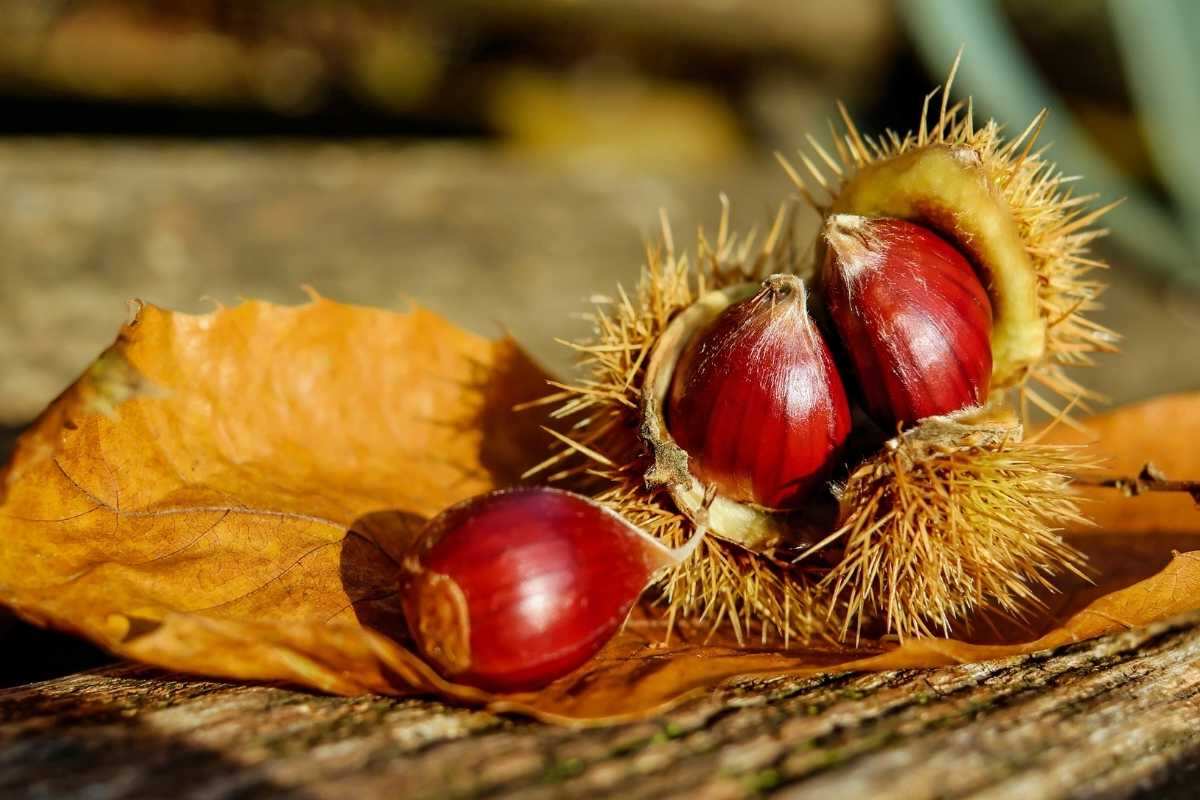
2,611 -> 1198,799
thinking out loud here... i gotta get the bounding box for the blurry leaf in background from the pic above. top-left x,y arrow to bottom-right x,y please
0,1 -> 889,115
901,0 -> 1200,286
1107,0 -> 1200,261
351,22 -> 444,114
488,68 -> 744,170
15,3 -> 261,108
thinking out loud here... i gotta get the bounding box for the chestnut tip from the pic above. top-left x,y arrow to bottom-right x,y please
761,272 -> 805,301
822,214 -> 884,272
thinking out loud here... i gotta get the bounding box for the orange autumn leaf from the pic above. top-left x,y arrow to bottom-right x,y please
0,296 -> 552,696
1,297 -> 1199,724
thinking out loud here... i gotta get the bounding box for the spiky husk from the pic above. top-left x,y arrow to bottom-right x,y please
531,203 -> 1097,643
531,57 -> 1115,644
816,416 -> 1095,641
779,55 -> 1118,425
524,201 -> 829,643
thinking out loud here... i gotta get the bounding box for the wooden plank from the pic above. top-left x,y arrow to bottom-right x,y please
1,611 -> 1198,799
0,140 -> 791,426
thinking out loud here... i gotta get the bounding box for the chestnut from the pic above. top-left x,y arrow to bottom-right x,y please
401,487 -> 700,692
665,274 -> 852,510
821,215 -> 993,429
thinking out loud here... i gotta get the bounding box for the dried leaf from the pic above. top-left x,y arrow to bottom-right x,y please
1,299 -> 1198,724
0,297 -> 551,697
1043,392 -> 1200,535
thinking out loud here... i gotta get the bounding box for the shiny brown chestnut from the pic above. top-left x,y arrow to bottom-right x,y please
401,487 -> 701,692
822,215 -> 993,429
666,274 -> 852,510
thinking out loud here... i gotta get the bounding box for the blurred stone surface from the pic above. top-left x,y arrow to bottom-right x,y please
2,138 -> 1198,425
0,139 -> 798,423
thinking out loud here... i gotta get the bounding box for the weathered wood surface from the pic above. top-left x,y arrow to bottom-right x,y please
2,611 -> 1199,799
0,139 -> 790,425
3,140 -> 1200,427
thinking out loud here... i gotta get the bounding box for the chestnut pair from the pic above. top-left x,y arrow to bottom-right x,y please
669,215 -> 993,512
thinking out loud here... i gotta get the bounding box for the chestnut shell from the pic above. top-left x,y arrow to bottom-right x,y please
666,275 -> 852,509
639,276 -> 844,552
402,488 -> 677,692
822,216 -> 993,429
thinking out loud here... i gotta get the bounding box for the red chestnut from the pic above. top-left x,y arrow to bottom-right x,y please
401,487 -> 699,692
666,274 -> 852,509
822,215 -> 993,429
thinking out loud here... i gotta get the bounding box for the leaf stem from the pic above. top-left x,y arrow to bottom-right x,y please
1076,463 -> 1200,505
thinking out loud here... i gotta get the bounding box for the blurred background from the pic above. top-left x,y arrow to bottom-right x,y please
2,0 -> 1200,683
